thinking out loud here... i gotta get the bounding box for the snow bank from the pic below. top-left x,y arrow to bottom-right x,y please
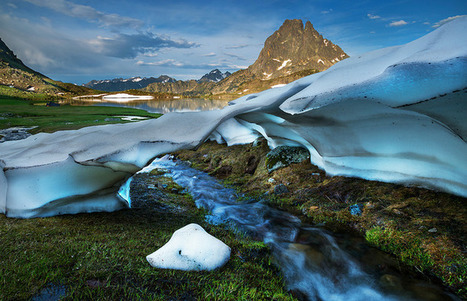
0,17 -> 466,217
146,223 -> 230,271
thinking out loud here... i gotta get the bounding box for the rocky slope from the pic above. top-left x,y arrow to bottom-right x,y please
0,38 -> 96,96
145,19 -> 347,97
248,19 -> 348,80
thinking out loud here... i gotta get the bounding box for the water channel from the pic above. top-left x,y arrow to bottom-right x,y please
120,155 -> 459,301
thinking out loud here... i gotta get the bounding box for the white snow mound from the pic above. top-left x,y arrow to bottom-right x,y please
146,223 -> 231,271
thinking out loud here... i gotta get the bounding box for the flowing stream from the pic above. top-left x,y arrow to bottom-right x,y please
120,155 -> 458,301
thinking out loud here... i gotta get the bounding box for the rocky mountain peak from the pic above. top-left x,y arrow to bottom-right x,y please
198,69 -> 231,83
248,19 -> 348,80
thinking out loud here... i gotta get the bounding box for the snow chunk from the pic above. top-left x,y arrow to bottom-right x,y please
271,84 -> 287,88
102,93 -> 154,102
146,223 -> 231,271
277,59 -> 292,70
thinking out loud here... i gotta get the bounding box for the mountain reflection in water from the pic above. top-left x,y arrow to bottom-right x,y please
68,98 -> 231,113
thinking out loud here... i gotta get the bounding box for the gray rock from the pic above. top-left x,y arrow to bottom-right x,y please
349,204 -> 363,216
266,145 -> 310,172
274,184 -> 289,195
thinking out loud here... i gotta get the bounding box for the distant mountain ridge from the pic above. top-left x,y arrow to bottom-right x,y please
145,19 -> 348,97
84,69 -> 232,92
83,75 -> 176,92
198,69 -> 231,83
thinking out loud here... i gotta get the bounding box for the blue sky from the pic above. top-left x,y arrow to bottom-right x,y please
0,0 -> 465,84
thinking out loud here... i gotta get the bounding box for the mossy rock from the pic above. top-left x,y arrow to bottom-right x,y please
265,145 -> 310,172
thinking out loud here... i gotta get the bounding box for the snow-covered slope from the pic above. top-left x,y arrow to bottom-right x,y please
1,17 -> 466,218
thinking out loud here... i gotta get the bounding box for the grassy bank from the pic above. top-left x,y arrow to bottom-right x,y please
174,140 -> 467,299
0,173 -> 295,300
0,95 -> 161,134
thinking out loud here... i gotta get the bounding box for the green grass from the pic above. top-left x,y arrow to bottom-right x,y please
0,176 -> 296,300
0,95 -> 161,134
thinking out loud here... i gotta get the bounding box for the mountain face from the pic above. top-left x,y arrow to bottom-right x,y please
0,37 -> 51,91
0,38 -> 96,95
83,75 -> 176,92
145,19 -> 348,97
248,19 -> 348,80
0,38 -> 43,77
198,69 -> 231,83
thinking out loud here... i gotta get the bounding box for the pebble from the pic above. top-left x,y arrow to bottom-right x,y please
428,228 -> 438,233
274,184 -> 289,195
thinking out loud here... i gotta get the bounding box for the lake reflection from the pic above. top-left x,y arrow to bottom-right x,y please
69,98 -> 231,113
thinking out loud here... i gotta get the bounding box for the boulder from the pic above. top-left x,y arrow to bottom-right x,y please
146,223 -> 230,271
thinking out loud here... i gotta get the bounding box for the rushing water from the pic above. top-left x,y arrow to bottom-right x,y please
120,155 -> 458,301
67,98 -> 230,113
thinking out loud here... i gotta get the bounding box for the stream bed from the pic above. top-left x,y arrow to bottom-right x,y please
124,155 -> 459,301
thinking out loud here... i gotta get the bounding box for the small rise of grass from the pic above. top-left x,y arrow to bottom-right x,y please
365,226 -> 434,271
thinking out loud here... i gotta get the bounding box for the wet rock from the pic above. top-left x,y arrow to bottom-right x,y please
349,204 -> 363,216
265,145 -> 310,172
274,184 -> 289,195
379,274 -> 403,291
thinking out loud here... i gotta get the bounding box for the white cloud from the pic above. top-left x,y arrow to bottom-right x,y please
367,14 -> 381,20
432,15 -> 467,28
389,20 -> 408,27
24,0 -> 144,29
7,3 -> 17,9
90,32 -> 198,59
223,52 -> 246,61
203,52 -> 216,57
225,44 -> 249,49
321,9 -> 333,14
